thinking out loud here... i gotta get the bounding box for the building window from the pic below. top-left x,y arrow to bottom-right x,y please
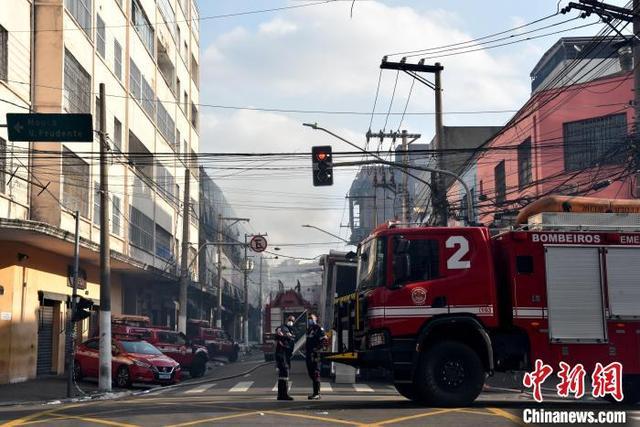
183,92 -> 188,115
518,138 -> 532,189
130,60 -> 141,99
130,206 -> 153,252
156,163 -> 175,200
132,0 -> 154,54
175,129 -> 181,153
494,160 -> 506,205
96,15 -> 106,58
190,54 -> 199,88
563,113 -> 627,172
128,131 -> 154,179
155,224 -> 173,260
157,38 -> 175,92
64,50 -> 91,113
191,102 -> 198,129
93,182 -> 101,225
113,117 -> 122,151
62,147 -> 90,217
65,0 -> 92,38
0,25 -> 7,81
114,40 -> 122,80
157,101 -> 176,146
95,96 -> 101,131
129,59 -> 155,118
112,196 -> 121,235
0,138 -> 6,194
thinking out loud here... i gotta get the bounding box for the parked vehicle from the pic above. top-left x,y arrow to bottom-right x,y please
113,325 -> 209,378
328,197 -> 640,406
74,337 -> 181,387
187,322 -> 239,362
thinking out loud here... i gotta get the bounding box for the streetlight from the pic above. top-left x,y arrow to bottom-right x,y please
301,224 -> 352,245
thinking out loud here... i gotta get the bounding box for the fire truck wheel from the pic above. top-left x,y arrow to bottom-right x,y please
115,366 -> 132,388
416,340 -> 484,407
394,383 -> 420,401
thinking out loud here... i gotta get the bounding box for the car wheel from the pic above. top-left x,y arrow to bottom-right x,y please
115,366 -> 132,389
416,341 -> 485,407
73,361 -> 83,381
229,350 -> 238,363
190,357 -> 206,378
394,383 -> 420,401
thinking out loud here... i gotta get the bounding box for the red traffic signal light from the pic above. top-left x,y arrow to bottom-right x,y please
312,146 -> 333,186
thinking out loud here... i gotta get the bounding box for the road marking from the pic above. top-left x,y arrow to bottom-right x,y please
243,373 -> 251,377
321,382 -> 332,392
229,381 -> 254,392
373,408 -> 461,426
46,414 -> 140,427
353,383 -> 374,392
165,411 -> 261,427
184,383 -> 216,394
264,410 -> 362,426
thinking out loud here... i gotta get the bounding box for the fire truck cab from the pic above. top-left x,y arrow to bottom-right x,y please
329,209 -> 640,406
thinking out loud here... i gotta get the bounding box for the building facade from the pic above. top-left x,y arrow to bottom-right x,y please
0,0 -> 200,384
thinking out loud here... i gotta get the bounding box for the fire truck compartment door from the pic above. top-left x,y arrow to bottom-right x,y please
545,247 -> 606,343
605,247 -> 640,318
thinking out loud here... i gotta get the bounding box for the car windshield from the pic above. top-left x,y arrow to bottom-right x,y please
120,340 -> 163,355
357,237 -> 386,290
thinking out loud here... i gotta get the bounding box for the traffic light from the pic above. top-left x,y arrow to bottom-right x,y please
312,145 -> 333,186
72,295 -> 94,322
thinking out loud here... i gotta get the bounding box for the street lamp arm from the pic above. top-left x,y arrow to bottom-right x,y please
301,224 -> 351,244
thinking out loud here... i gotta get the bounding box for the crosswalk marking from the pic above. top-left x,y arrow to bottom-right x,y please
321,382 -> 332,392
353,384 -> 374,392
184,383 -> 216,394
271,382 -> 293,391
229,381 -> 254,392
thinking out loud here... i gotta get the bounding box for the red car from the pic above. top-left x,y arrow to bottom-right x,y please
74,337 -> 181,388
188,326 -> 239,362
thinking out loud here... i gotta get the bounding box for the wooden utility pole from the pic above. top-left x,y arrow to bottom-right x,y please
178,168 -> 190,334
98,83 -> 112,392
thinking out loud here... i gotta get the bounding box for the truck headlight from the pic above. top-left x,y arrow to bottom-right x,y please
368,332 -> 386,348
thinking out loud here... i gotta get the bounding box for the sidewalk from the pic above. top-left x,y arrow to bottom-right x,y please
0,376 -> 107,406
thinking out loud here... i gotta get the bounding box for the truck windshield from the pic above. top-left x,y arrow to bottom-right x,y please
357,237 -> 386,290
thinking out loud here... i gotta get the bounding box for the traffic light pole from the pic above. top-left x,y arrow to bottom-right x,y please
65,210 -> 80,398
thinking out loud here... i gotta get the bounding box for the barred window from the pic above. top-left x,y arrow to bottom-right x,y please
564,113 -> 627,171
62,147 -> 90,217
130,59 -> 155,117
495,160 -> 506,205
141,75 -> 155,118
132,0 -> 154,54
112,196 -> 121,235
64,50 -> 91,113
114,40 -> 122,80
0,25 -> 7,81
156,163 -> 175,200
518,138 -> 532,189
191,102 -> 198,129
190,54 -> 199,88
113,117 -> 122,151
130,206 -> 153,252
157,101 -> 175,145
65,0 -> 92,38
128,131 -> 153,179
130,60 -> 141,99
96,15 -> 105,58
155,224 -> 173,260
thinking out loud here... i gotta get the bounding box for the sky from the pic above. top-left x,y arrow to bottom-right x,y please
194,0 -> 628,260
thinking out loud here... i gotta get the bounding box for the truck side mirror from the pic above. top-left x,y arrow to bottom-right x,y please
392,253 -> 411,286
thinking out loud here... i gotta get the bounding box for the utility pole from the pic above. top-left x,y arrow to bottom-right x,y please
258,256 -> 263,343
65,211 -> 80,398
98,83 -> 111,392
379,58 -> 446,225
243,233 -> 249,347
178,168 -> 190,334
366,129 -> 421,223
215,216 -> 249,329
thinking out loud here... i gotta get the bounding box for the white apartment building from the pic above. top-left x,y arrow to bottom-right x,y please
0,0 -> 200,384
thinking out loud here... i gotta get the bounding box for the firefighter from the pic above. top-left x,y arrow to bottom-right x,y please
275,315 -> 295,400
305,313 -> 328,400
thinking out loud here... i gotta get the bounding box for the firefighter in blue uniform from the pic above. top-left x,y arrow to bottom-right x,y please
275,315 -> 295,400
305,313 -> 328,400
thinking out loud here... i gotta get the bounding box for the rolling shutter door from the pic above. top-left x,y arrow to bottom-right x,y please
605,247 -> 640,318
545,247 -> 606,342
36,305 -> 54,376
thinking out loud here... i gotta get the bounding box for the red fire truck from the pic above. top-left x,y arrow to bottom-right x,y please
329,196 -> 640,406
262,289 -> 313,361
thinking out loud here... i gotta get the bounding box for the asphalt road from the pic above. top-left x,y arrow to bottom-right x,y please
1,354 -> 639,426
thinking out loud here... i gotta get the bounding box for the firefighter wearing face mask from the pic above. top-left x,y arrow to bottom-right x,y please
305,313 -> 328,400
275,315 -> 296,400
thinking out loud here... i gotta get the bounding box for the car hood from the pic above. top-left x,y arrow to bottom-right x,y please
130,353 -> 179,367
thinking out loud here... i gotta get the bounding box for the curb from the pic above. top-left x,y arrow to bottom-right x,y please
0,358 -> 272,408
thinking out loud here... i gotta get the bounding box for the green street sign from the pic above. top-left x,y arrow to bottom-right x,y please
6,113 -> 93,142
